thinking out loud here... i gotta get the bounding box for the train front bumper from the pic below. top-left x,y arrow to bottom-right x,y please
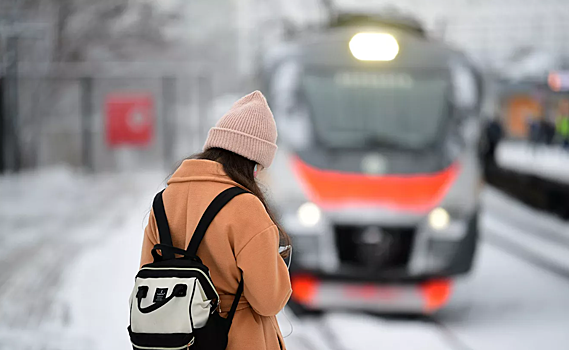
282,204 -> 478,313
290,273 -> 452,314
285,209 -> 477,278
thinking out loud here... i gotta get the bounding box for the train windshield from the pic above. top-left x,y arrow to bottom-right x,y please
302,71 -> 450,150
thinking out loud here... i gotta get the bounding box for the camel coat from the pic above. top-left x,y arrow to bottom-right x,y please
140,159 -> 292,350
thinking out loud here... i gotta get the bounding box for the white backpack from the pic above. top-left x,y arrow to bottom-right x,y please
128,187 -> 247,350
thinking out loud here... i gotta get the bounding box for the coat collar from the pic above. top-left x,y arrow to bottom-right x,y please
167,159 -> 242,188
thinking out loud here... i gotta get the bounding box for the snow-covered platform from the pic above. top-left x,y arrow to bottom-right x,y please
1,168 -> 568,350
496,141 -> 569,185
0,167 -> 166,349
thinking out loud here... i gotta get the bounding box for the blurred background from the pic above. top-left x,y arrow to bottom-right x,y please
1,0 -> 569,349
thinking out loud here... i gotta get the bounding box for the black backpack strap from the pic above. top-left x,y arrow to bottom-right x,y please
226,279 -> 244,326
186,187 -> 249,256
186,187 -> 248,326
152,190 -> 175,260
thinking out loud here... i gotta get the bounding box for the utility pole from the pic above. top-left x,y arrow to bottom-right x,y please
1,0 -> 22,172
80,77 -> 93,171
0,3 -> 46,172
0,77 -> 4,173
2,34 -> 21,172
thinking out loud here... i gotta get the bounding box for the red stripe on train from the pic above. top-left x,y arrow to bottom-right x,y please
291,155 -> 459,213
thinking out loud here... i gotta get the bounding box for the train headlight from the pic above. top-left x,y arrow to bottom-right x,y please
297,202 -> 321,227
349,33 -> 399,61
428,207 -> 450,231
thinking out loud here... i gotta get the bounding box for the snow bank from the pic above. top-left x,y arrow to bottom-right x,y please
0,167 -> 165,349
56,173 -> 164,349
495,141 -> 569,184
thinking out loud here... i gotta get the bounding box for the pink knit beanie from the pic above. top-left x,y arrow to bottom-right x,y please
203,91 -> 278,168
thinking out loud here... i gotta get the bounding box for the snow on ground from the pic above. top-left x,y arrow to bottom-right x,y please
318,313 -> 453,350
481,187 -> 569,272
1,169 -> 569,350
441,243 -> 569,350
482,187 -> 569,243
439,186 -> 569,350
58,176 -> 166,350
0,167 -> 166,349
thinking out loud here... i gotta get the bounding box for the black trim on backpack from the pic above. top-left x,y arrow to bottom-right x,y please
189,280 -> 197,330
128,326 -> 195,348
151,244 -> 203,263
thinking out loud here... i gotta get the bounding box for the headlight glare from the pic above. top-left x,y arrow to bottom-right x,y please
428,207 -> 450,230
297,202 -> 321,227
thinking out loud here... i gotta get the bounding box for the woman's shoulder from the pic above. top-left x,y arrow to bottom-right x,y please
222,192 -> 275,234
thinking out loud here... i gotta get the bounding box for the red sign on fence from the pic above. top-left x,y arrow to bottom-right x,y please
105,94 -> 154,147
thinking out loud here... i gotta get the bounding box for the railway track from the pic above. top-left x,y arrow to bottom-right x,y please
485,233 -> 569,282
287,308 -> 476,350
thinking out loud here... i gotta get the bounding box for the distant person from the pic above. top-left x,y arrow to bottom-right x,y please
138,91 -> 291,350
527,114 -> 554,145
480,117 -> 503,164
527,115 -> 541,144
555,101 -> 569,149
557,116 -> 569,148
539,116 -> 555,145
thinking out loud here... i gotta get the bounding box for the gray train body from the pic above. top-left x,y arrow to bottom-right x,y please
262,21 -> 484,313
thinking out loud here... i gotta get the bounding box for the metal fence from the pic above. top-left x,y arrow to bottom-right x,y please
3,67 -> 222,172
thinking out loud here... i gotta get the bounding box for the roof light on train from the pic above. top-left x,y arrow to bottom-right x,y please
349,33 -> 399,61
428,207 -> 450,231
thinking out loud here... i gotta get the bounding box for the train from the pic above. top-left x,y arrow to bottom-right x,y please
262,14 -> 484,314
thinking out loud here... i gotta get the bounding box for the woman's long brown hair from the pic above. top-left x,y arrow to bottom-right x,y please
189,148 -> 291,258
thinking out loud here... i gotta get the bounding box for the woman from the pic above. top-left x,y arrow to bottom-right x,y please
139,91 -> 292,350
